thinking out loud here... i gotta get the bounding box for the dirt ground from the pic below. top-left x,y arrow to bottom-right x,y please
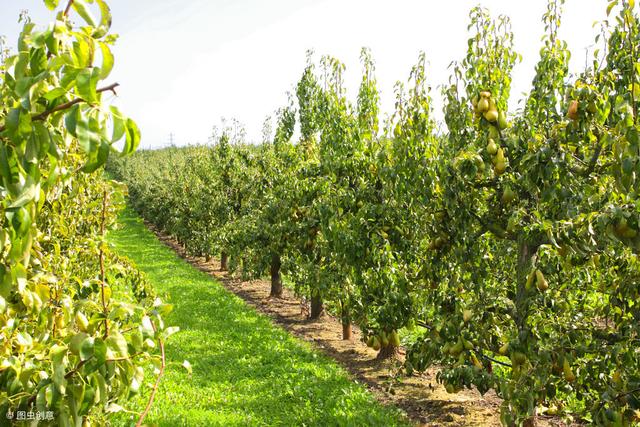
148,225 -> 570,427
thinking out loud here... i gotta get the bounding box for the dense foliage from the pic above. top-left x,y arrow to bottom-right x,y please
0,1 -> 174,425
110,0 -> 640,425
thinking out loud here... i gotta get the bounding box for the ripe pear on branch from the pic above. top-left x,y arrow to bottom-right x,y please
535,270 -> 549,291
567,100 -> 579,120
486,138 -> 499,155
501,186 -> 516,204
563,358 -> 576,382
484,109 -> 499,123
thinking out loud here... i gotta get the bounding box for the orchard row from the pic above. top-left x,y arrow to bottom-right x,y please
1,1 -> 175,425
111,1 -> 640,425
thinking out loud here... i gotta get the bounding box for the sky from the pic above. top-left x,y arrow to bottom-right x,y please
1,0 -> 610,149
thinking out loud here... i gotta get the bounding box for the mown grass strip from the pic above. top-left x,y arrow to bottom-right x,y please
108,208 -> 409,426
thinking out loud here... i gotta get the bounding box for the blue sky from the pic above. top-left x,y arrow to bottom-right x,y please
1,0 -> 607,148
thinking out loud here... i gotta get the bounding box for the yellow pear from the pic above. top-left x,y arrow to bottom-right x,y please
486,139 -> 498,155
484,109 -> 499,123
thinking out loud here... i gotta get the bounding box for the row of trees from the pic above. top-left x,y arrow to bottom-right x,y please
111,0 -> 640,425
1,1 -> 174,425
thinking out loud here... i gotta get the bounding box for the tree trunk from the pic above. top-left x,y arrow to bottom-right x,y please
220,251 -> 228,271
515,240 -> 538,332
342,321 -> 352,340
310,292 -> 323,319
340,302 -> 352,340
376,343 -> 399,360
270,254 -> 283,298
515,240 -> 539,427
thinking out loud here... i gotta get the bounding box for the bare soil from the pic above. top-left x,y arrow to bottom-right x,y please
147,224 -> 568,426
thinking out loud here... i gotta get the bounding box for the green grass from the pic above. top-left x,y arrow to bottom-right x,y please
108,208 -> 409,427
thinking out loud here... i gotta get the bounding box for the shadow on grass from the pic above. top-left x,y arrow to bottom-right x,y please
108,208 -> 409,426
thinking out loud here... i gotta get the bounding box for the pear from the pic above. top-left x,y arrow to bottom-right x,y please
75,311 -> 89,332
463,338 -> 473,351
380,332 -> 389,347
563,359 -> 576,382
488,126 -> 499,139
390,330 -> 401,347
486,139 -> 498,155
69,332 -> 89,355
477,98 -> 490,113
501,186 -> 516,204
494,161 -> 506,175
372,336 -> 381,351
449,339 -> 464,357
525,270 -> 536,290
471,354 -> 483,369
484,109 -> 499,123
567,100 -> 579,120
498,111 -> 508,129
462,309 -> 473,323
535,270 -> 549,291
498,342 -> 509,355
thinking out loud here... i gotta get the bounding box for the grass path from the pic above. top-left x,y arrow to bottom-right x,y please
108,208 -> 409,426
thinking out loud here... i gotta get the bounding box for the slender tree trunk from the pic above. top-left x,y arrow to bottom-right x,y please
342,320 -> 352,340
340,300 -> 352,340
220,251 -> 228,271
310,292 -> 323,319
270,254 -> 283,298
376,343 -> 399,360
342,316 -> 352,341
515,240 -> 538,332
515,240 -> 539,426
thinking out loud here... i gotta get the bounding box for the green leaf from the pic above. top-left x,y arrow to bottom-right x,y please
110,106 -> 125,142
64,105 -> 80,140
72,0 -> 97,27
93,337 -> 107,364
93,0 -> 112,38
8,180 -> 39,208
44,87 -> 68,101
82,139 -> 110,173
123,118 -> 141,155
44,0 -> 60,10
72,38 -> 92,69
75,68 -> 100,103
105,332 -> 128,358
130,367 -> 144,393
76,114 -> 101,153
79,336 -> 95,361
98,42 -> 114,79
161,326 -> 180,340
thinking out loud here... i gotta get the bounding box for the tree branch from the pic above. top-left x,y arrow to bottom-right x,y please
63,0 -> 75,17
99,189 -> 109,337
136,323 -> 165,427
0,83 -> 119,133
